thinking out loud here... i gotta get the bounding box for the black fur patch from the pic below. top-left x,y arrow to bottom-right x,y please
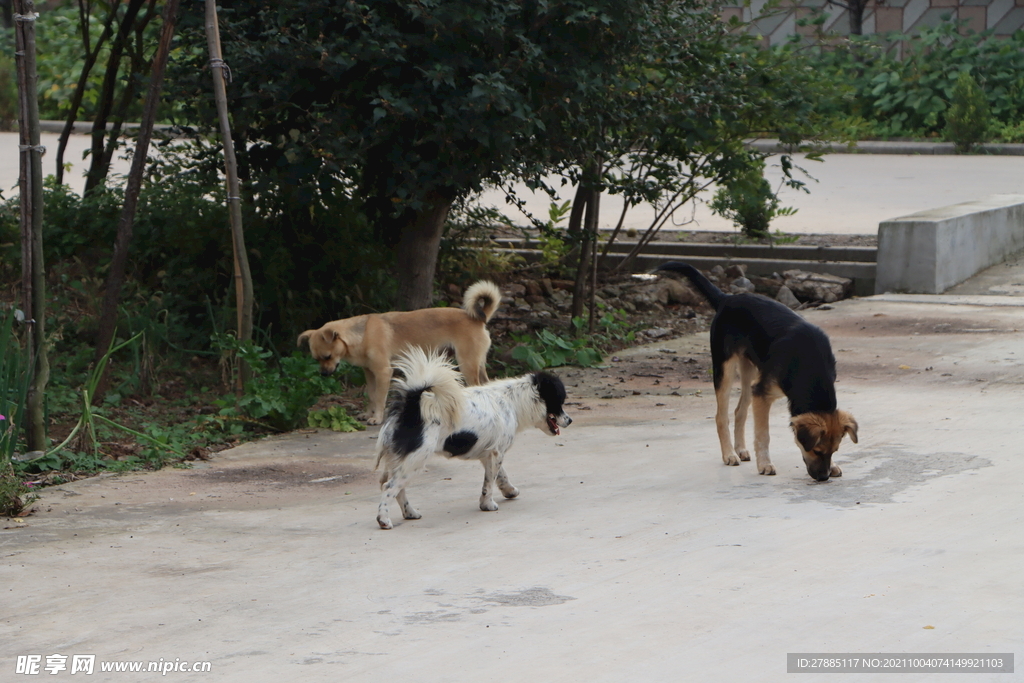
531,372 -> 566,415
443,430 -> 478,456
388,388 -> 426,456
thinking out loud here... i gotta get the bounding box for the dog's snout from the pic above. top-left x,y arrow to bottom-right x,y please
564,415 -> 572,426
320,367 -> 334,377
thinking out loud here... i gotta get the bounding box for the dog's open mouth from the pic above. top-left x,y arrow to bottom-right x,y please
547,414 -> 560,435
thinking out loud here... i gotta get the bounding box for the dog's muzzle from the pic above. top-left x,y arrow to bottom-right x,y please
547,413 -> 571,435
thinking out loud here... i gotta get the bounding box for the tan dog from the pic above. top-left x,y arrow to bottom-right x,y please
297,281 -> 501,425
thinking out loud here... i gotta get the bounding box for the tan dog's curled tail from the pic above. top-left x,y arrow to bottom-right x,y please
462,281 -> 502,323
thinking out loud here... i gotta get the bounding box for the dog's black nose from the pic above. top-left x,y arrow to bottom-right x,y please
320,368 -> 332,377
564,415 -> 572,426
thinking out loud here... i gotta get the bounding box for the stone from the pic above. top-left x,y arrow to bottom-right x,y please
724,264 -> 748,279
729,277 -> 755,294
749,275 -> 783,297
524,280 -> 543,297
781,270 -> 852,303
644,327 -> 673,339
775,285 -> 800,309
656,279 -> 702,306
507,283 -> 527,297
540,278 -> 555,297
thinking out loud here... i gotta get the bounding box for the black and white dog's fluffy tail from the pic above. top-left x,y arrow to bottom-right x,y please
656,261 -> 727,309
374,348 -> 463,469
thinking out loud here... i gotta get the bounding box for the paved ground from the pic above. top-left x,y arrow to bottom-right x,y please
2,283 -> 1022,681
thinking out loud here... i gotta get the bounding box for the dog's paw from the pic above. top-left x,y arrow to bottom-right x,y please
365,416 -> 382,426
830,464 -> 843,477
758,462 -> 776,476
501,485 -> 520,499
402,507 -> 422,520
736,448 -> 751,462
377,515 -> 394,530
479,498 -> 499,512
723,454 -> 741,466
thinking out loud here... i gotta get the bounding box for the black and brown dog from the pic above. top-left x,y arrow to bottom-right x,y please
657,262 -> 858,481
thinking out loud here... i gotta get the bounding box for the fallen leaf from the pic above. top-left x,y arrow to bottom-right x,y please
923,625 -> 935,629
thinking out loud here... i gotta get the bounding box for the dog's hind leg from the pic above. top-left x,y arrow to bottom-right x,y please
457,352 -> 488,386
732,357 -> 756,463
715,357 -> 741,466
479,450 -> 501,511
377,449 -> 429,529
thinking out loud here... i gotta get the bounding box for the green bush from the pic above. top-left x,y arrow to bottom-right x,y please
780,20 -> 1024,140
944,71 -> 991,153
709,157 -> 796,239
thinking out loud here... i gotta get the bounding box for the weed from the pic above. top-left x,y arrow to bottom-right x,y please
0,459 -> 36,517
510,328 -> 603,371
307,406 -> 365,432
213,333 -> 349,432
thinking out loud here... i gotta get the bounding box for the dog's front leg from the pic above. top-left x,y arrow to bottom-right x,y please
733,359 -> 756,462
363,364 -> 393,425
715,360 -> 740,466
479,451 -> 500,511
495,455 -> 519,500
751,395 -> 777,475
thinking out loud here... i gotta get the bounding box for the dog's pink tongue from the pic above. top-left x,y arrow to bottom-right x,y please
548,416 -> 559,435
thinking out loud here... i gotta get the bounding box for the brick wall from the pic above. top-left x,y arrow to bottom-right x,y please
724,0 -> 1024,46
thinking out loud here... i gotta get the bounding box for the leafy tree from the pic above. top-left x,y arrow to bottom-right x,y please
168,0 -> 657,310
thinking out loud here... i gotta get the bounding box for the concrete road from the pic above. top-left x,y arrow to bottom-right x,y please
5,130 -> 1024,234
2,292 -> 1022,682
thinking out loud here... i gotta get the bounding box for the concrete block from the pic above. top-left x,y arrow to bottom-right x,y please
876,194 -> 1024,294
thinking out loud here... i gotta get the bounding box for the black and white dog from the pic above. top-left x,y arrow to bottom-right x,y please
374,348 -> 572,530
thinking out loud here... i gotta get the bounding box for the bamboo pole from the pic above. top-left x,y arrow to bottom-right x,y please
14,0 -> 49,451
205,0 -> 253,390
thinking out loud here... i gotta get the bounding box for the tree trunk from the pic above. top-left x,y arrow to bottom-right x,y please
570,186 -> 600,326
14,0 -> 48,452
83,0 -> 152,196
54,6 -> 121,186
848,1 -> 864,36
92,0 -> 179,401
394,196 -> 453,311
205,0 -> 254,390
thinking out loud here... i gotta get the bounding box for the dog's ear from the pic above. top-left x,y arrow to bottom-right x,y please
839,410 -> 859,444
791,415 -> 823,453
297,330 -> 314,348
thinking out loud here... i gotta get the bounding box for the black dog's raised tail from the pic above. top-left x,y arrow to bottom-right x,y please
656,261 -> 727,310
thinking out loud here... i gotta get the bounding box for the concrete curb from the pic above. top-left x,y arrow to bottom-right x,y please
33,123 -> 1024,156
747,138 -> 1024,156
